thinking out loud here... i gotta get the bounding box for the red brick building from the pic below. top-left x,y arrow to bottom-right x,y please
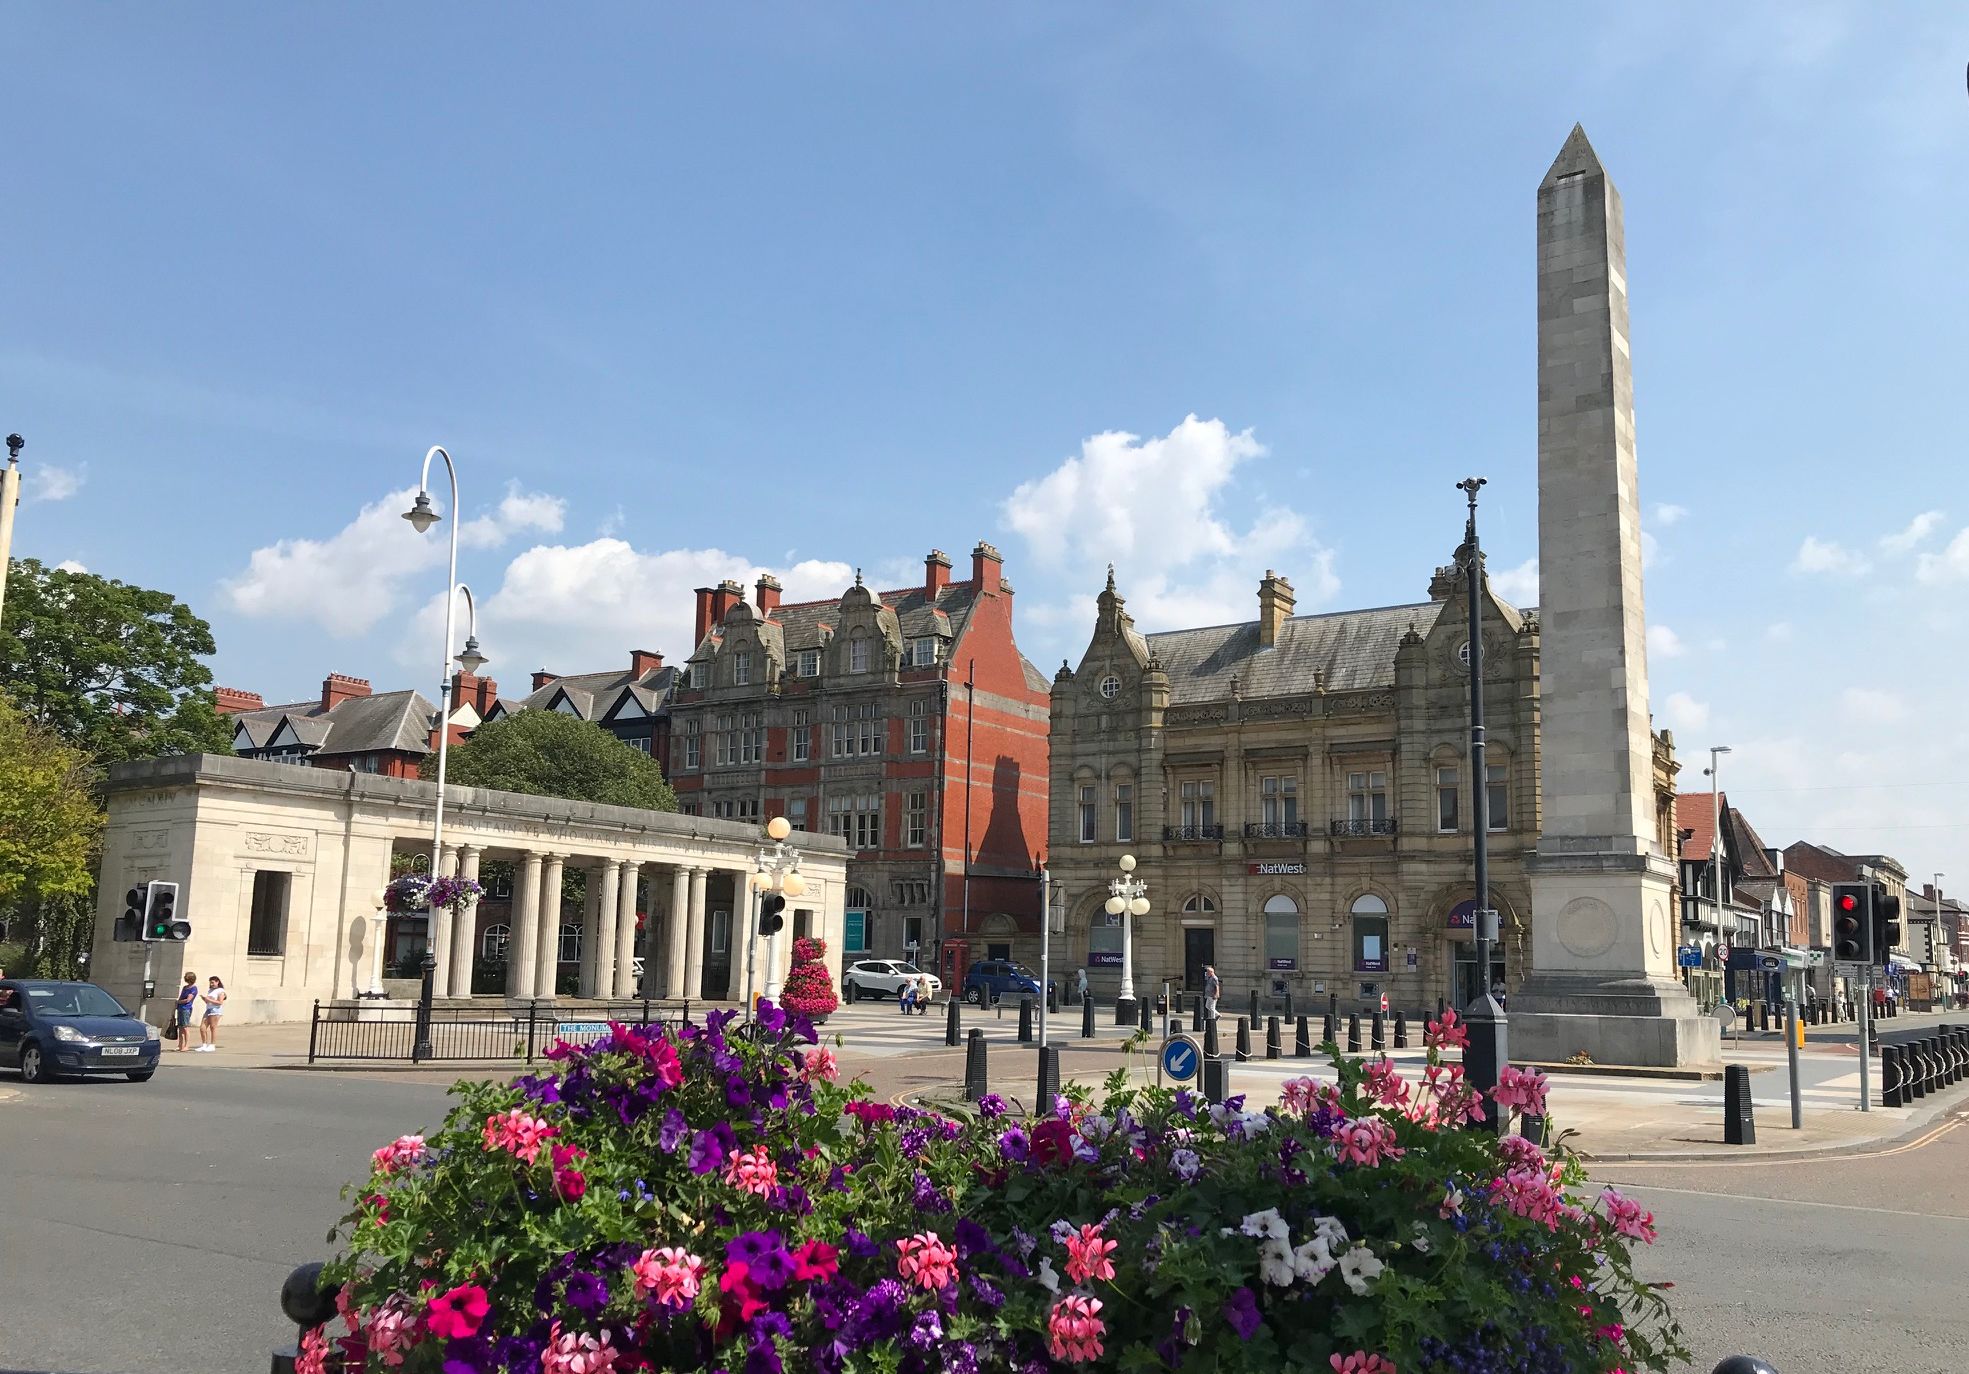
668,543 -> 1050,986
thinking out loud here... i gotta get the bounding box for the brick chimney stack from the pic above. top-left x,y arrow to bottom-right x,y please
970,541 -> 1003,593
924,549 -> 952,600
321,674 -> 372,711
713,579 -> 745,624
213,686 -> 265,715
451,672 -> 499,715
1257,570 -> 1295,648
531,669 -> 559,691
692,587 -> 716,644
629,649 -> 664,678
755,574 -> 782,614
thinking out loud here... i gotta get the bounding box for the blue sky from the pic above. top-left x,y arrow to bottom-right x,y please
8,4 -> 1969,886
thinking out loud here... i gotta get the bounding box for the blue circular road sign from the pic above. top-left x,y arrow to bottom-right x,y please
1161,1035 -> 1200,1083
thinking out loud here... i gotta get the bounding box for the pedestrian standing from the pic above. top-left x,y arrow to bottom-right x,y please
1074,968 -> 1088,1006
1202,965 -> 1221,1022
197,976 -> 227,1051
174,972 -> 199,1051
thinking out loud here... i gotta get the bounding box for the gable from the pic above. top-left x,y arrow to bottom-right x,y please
268,720 -> 304,749
605,693 -> 648,721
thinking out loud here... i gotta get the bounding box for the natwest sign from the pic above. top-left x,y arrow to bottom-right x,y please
1248,862 -> 1308,876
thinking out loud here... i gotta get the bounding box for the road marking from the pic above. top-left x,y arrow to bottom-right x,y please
1597,1112 -> 1965,1169
1609,1181 -> 1963,1224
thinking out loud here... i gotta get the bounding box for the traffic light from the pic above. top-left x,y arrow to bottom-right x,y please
1831,883 -> 1867,962
1871,882 -> 1901,964
758,893 -> 786,938
115,885 -> 146,942
144,881 -> 190,942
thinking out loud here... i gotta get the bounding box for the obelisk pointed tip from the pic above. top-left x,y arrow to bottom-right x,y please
1540,123 -> 1604,189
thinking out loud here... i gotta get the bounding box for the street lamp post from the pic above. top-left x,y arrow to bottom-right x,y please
1456,478 -> 1507,1129
0,434 -> 24,629
1705,746 -> 1732,984
401,447 -> 489,1062
748,817 -> 807,1011
1106,855 -> 1148,1025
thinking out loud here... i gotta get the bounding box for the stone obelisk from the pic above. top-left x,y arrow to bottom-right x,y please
1512,126 -> 1719,1068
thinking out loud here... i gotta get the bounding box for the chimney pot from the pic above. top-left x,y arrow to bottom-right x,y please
531,669 -> 559,692
925,549 -> 952,599
754,575 -> 782,614
321,673 -> 373,711
629,649 -> 665,677
213,686 -> 265,715
970,541 -> 1003,593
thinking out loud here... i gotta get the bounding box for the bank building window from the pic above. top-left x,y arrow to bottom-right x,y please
1351,893 -> 1390,973
1179,779 -> 1215,830
1078,785 -> 1097,842
1487,763 -> 1509,830
1347,771 -> 1388,824
1436,766 -> 1460,832
1260,775 -> 1297,827
1114,783 -> 1134,843
1263,894 -> 1299,972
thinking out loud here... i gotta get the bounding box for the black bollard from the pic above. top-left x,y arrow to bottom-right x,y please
1346,1012 -> 1361,1054
1321,1011 -> 1336,1048
1080,995 -> 1095,1040
1393,1011 -> 1408,1050
1202,1055 -> 1229,1104
1047,985 -> 1059,1014
1283,989 -> 1295,1019
1204,1015 -> 1222,1058
1265,1015 -> 1282,1060
1758,1001 -> 1770,1033
1017,997 -> 1034,1044
1248,988 -> 1260,1025
1370,1011 -> 1385,1052
1882,1044 -> 1903,1108
1519,1113 -> 1548,1146
1437,996 -> 1446,1022
1235,1017 -> 1252,1062
1140,999 -> 1153,1034
1036,1045 -> 1060,1112
964,1028 -> 989,1101
1191,997 -> 1204,1032
272,1262 -> 338,1374
1711,1357 -> 1779,1374
945,997 -> 961,1047
1723,1063 -> 1756,1145
1294,1015 -> 1312,1058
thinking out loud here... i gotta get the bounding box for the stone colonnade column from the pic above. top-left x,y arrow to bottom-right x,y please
509,852 -> 542,998
613,862 -> 641,999
448,845 -> 481,998
534,854 -> 565,1000
593,861 -> 622,1001
578,874 -> 602,998
685,867 -> 709,999
432,845 -> 459,998
665,867 -> 690,999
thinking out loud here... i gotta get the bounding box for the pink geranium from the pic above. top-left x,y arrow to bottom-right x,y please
1493,1065 -> 1550,1117
1280,1077 -> 1320,1114
371,1134 -> 426,1175
723,1144 -> 779,1197
1332,1117 -> 1404,1168
425,1284 -> 489,1340
1047,1295 -> 1107,1364
365,1297 -> 418,1368
1363,1058 -> 1411,1108
1599,1188 -> 1658,1244
1426,1007 -> 1469,1051
800,1046 -> 840,1083
631,1246 -> 706,1307
1331,1352 -> 1397,1374
896,1232 -> 960,1291
296,1325 -> 330,1374
1063,1223 -> 1118,1285
541,1321 -> 618,1374
1490,1166 -> 1566,1229
482,1108 -> 557,1165
1497,1134 -> 1546,1171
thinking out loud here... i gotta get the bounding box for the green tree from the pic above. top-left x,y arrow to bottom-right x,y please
428,710 -> 678,811
0,689 -> 104,975
0,558 -> 235,764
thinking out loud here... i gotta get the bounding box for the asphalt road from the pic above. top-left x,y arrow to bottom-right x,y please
3,1061 -> 1966,1374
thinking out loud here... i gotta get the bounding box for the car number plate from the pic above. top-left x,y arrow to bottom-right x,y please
101,1046 -> 140,1056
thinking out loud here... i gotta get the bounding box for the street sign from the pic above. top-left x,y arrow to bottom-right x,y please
554,1022 -> 610,1038
1718,941 -> 1732,963
1160,1035 -> 1201,1083
1676,945 -> 1703,969
1758,954 -> 1781,972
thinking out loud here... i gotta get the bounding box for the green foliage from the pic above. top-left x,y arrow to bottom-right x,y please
427,709 -> 677,811
0,557 -> 234,764
0,689 -> 102,907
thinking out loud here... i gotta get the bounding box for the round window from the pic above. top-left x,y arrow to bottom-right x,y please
1455,640 -> 1471,668
1099,675 -> 1121,699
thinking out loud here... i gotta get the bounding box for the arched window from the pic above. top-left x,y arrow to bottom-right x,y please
481,924 -> 512,962
1088,905 -> 1123,969
846,886 -> 875,910
1263,894 -> 1299,972
1182,894 -> 1217,917
558,922 -> 582,966
1350,894 -> 1390,973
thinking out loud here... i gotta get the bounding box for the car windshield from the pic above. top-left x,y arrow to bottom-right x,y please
1008,964 -> 1037,978
26,984 -> 129,1018
895,964 -> 924,976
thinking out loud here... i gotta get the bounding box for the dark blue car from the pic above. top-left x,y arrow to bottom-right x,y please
0,979 -> 162,1083
960,959 -> 1054,1006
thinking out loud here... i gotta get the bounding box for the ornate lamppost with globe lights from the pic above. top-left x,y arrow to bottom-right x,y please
1106,855 -> 1149,1025
748,816 -> 807,1011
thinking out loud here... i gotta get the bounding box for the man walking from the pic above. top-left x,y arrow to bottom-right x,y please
1202,965 -> 1221,1022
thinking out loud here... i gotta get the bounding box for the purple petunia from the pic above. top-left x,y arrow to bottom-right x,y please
491,1335 -> 544,1374
754,1000 -> 788,1036
910,1171 -> 952,1214
976,1093 -> 1009,1120
689,1123 -> 736,1175
997,1126 -> 1030,1163
658,1107 -> 689,1154
562,1271 -> 609,1316
1223,1287 -> 1263,1340
843,1229 -> 880,1260
441,1335 -> 494,1374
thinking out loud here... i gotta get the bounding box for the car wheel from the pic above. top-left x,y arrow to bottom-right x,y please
968,987 -> 983,1006
19,1042 -> 56,1084
127,1070 -> 156,1083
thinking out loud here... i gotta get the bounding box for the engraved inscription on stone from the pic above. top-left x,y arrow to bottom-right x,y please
1555,896 -> 1618,959
132,830 -> 170,852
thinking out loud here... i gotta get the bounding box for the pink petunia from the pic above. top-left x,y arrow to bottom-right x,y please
723,1144 -> 779,1197
425,1285 -> 490,1341
1046,1295 -> 1107,1364
631,1247 -> 706,1307
541,1321 -> 618,1374
1492,1065 -> 1550,1118
1330,1352 -> 1397,1374
800,1046 -> 840,1083
793,1240 -> 839,1284
1063,1223 -> 1118,1286
896,1232 -> 960,1291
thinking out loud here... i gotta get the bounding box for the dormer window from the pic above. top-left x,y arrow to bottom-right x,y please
910,636 -> 939,668
797,649 -> 820,678
849,635 -> 871,674
732,650 -> 751,687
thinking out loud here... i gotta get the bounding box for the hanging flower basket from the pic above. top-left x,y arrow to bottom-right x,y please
308,1004 -> 1683,1373
384,873 -> 483,917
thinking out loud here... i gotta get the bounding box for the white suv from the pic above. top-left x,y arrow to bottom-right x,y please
844,960 -> 941,1003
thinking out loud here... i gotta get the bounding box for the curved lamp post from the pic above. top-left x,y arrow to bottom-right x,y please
1106,854 -> 1149,1024
749,816 -> 807,1006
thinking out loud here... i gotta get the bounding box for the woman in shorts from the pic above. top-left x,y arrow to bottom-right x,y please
174,972 -> 199,1051
197,975 -> 227,1051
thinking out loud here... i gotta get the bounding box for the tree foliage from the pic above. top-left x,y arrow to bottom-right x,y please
0,689 -> 102,909
0,557 -> 235,764
428,709 -> 678,811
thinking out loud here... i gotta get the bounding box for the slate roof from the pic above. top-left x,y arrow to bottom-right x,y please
692,582 -> 983,662
521,665 -> 676,723
1143,602 -> 1446,705
1782,841 -> 1860,885
1675,793 -> 1719,862
232,689 -> 438,758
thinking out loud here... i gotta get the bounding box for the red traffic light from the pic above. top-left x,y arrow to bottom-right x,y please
1837,893 -> 1860,912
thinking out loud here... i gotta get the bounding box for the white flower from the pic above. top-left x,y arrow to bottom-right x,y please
1036,1257 -> 1060,1294
1339,1244 -> 1384,1296
1240,1208 -> 1289,1242
1293,1239 -> 1336,1284
1258,1238 -> 1297,1287
1312,1215 -> 1349,1251
1169,1148 -> 1201,1181
1048,1219 -> 1075,1244
1410,1222 -> 1432,1254
1239,1110 -> 1273,1136
1080,1114 -> 1114,1143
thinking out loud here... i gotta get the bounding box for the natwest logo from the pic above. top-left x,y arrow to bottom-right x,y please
1248,862 -> 1307,876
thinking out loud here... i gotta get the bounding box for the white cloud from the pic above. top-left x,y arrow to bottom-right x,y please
1661,691 -> 1710,732
1791,535 -> 1870,578
54,559 -> 88,574
1647,624 -> 1685,658
1840,687 -> 1907,725
1652,503 -> 1689,527
1764,621 -> 1793,644
1639,529 -> 1660,570
1915,528 -> 1969,585
1881,509 -> 1944,553
26,463 -> 83,502
1488,557 -> 1539,606
225,483 -> 570,637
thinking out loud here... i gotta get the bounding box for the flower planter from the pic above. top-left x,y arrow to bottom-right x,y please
310,1005 -> 1681,1373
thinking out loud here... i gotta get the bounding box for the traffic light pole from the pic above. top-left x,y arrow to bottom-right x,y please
1858,883 -> 1873,1113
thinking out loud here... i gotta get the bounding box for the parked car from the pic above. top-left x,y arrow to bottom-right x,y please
843,960 -> 941,1003
961,959 -> 1053,1006
0,979 -> 162,1084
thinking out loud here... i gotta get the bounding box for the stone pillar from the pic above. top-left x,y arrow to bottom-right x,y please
509,852 -> 543,998
593,861 -> 621,1002
685,867 -> 709,999
448,845 -> 481,997
614,862 -> 642,999
577,872 -> 601,998
665,867 -> 690,998
534,855 -> 565,1000
431,844 -> 459,998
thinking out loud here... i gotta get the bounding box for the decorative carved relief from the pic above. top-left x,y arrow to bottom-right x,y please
244,832 -> 311,858
1326,691 -> 1394,715
132,830 -> 170,852
1555,896 -> 1618,959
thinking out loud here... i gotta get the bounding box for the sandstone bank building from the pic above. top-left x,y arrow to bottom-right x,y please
1047,565 -> 1681,1013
